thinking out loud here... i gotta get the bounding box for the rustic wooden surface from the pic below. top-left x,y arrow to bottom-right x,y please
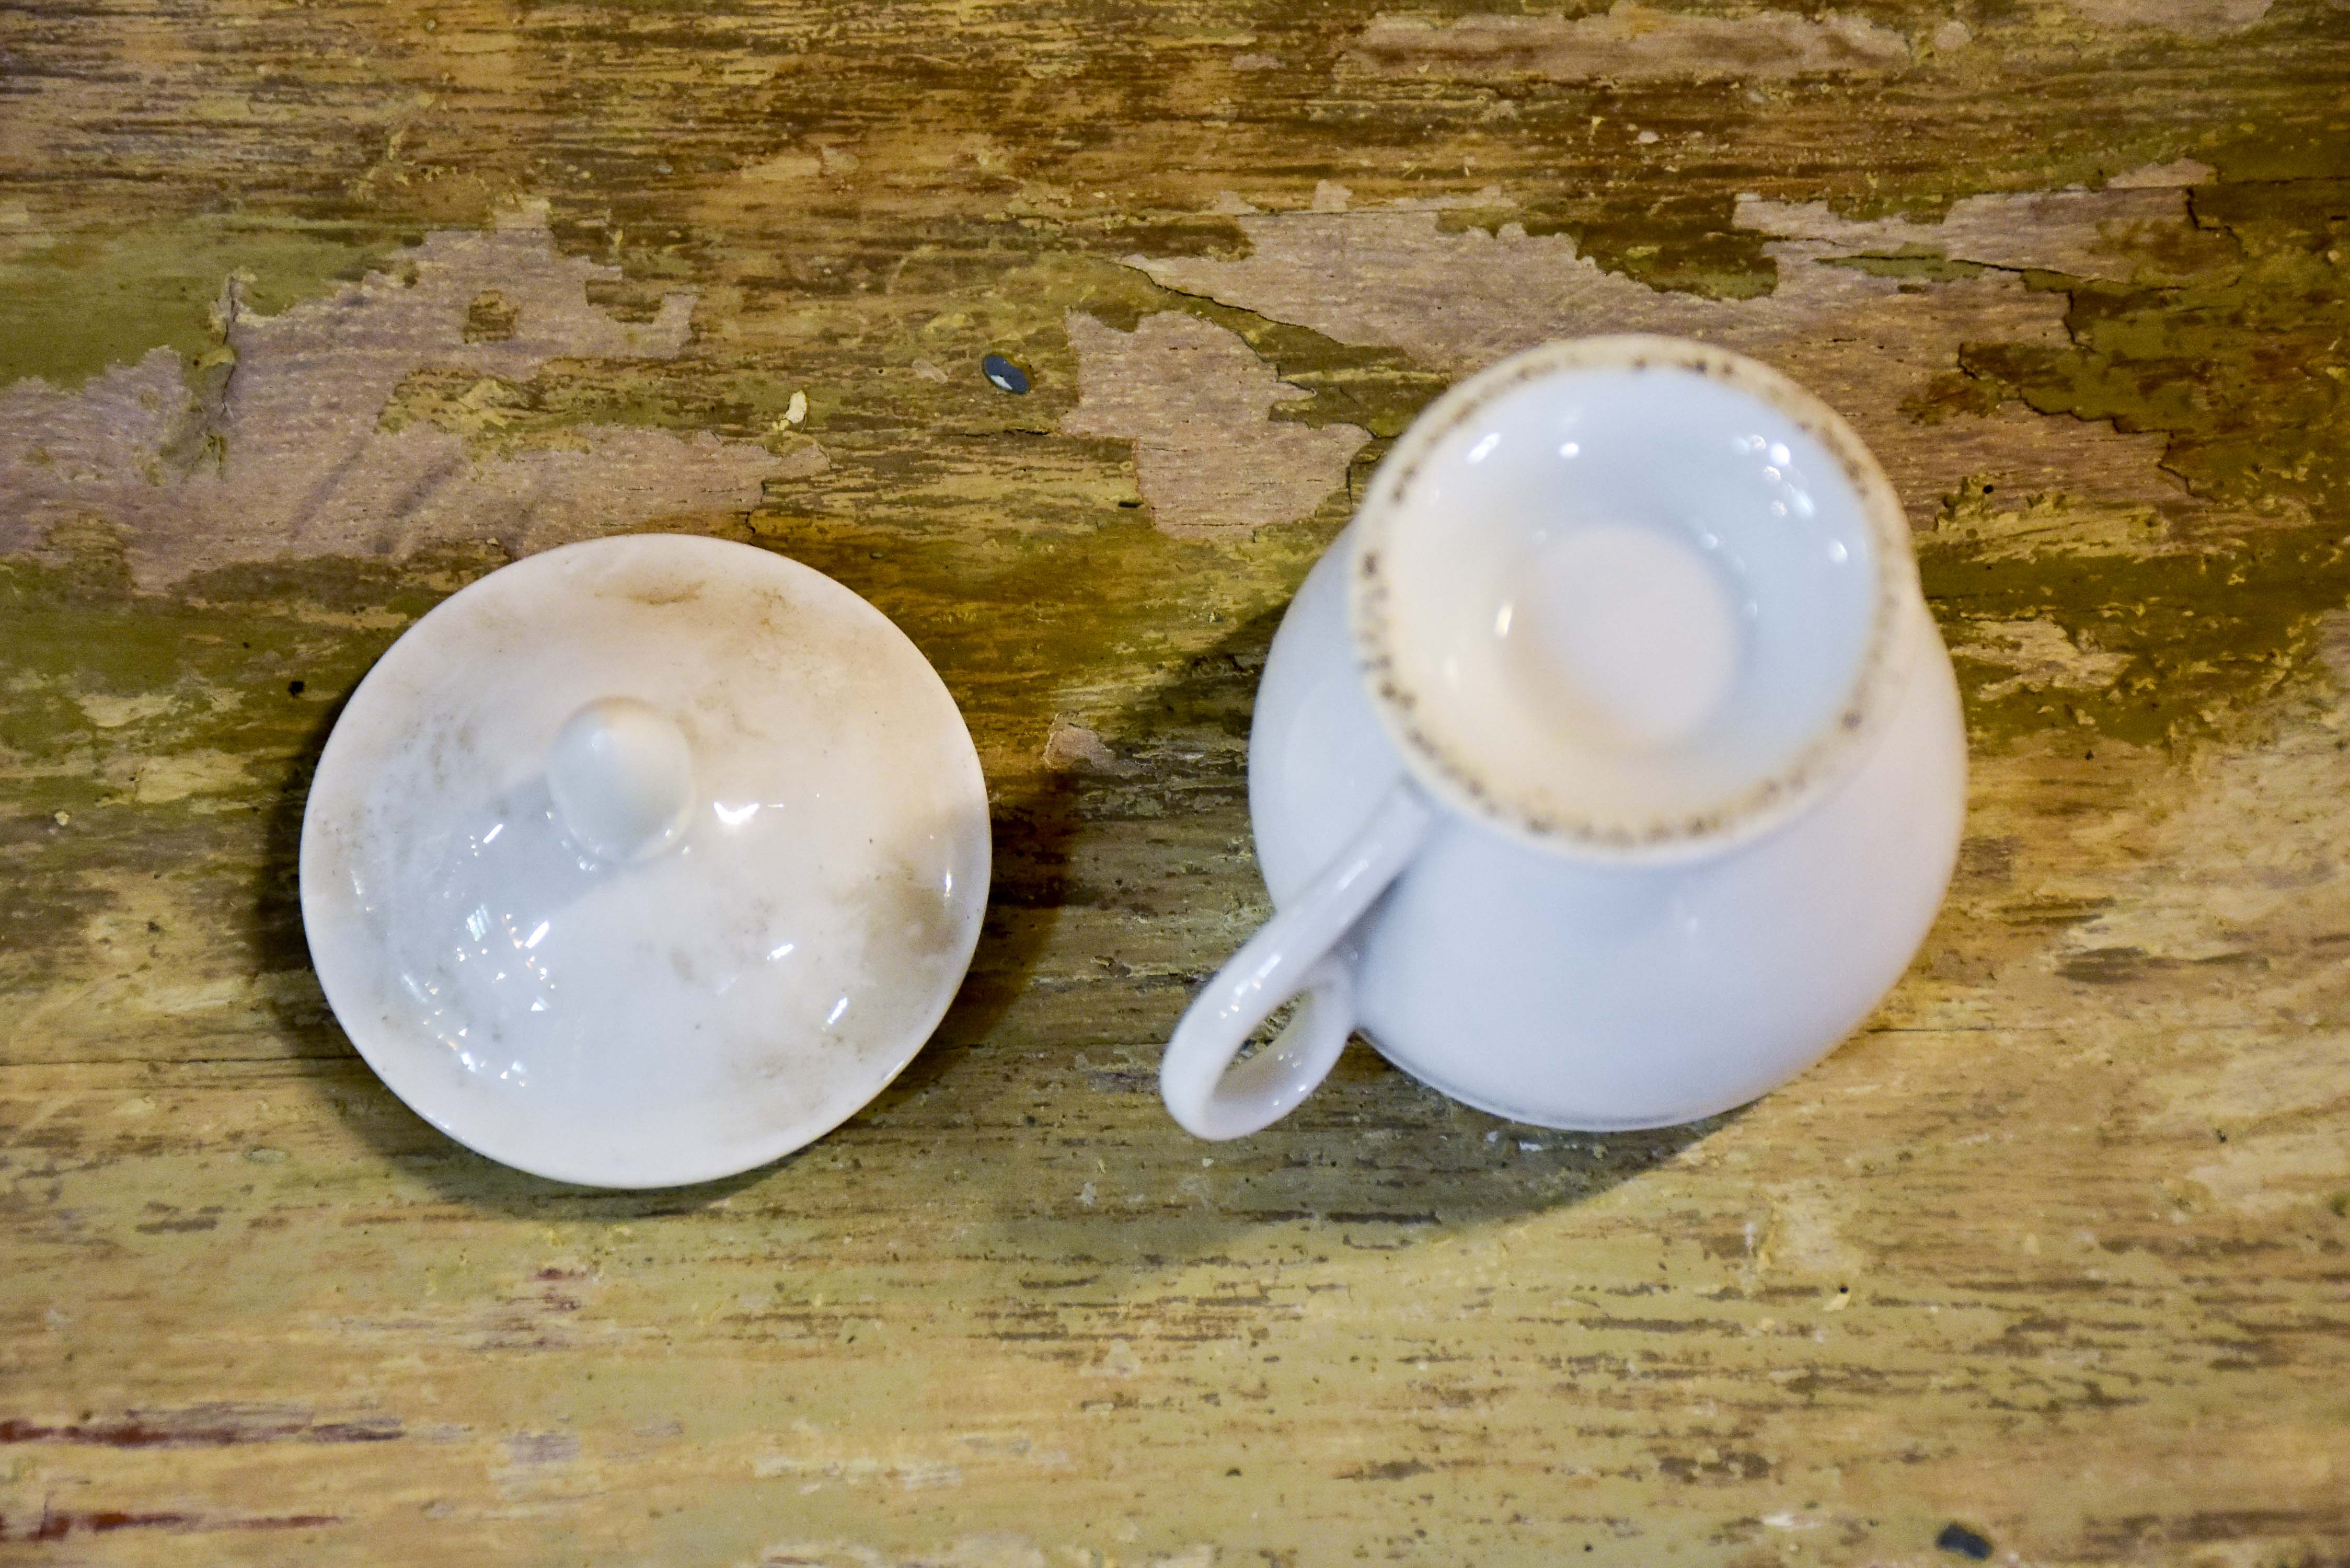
4,1 -> 2348,1563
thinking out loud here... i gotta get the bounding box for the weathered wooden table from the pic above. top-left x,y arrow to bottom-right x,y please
4,2 -> 2347,1562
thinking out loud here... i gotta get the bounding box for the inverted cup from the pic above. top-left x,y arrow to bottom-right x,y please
1162,336 -> 1954,1142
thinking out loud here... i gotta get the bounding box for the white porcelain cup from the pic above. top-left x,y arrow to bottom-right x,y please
1160,336 -> 1967,1140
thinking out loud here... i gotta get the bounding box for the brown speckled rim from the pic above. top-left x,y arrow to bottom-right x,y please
1348,335 -> 1919,859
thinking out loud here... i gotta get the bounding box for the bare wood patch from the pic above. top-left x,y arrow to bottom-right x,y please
2066,0 -> 2274,34
1128,184 -> 2227,534
1059,311 -> 1368,537
1345,5 -> 1911,82
0,206 -> 793,587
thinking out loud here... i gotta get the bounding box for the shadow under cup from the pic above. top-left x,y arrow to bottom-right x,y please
1352,339 -> 1914,855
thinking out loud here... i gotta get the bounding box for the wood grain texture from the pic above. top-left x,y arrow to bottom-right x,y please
3,1 -> 2348,1563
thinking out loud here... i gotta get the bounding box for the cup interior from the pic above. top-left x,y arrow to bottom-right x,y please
1352,339 -> 1911,854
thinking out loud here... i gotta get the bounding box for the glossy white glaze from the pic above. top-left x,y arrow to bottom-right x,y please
1162,338 -> 1966,1140
1160,787 -> 1434,1141
1351,338 -> 1920,857
301,535 -> 990,1187
1242,535 -> 1964,1131
546,696 -> 697,864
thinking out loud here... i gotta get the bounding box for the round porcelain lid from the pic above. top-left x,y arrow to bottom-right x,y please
299,535 -> 990,1189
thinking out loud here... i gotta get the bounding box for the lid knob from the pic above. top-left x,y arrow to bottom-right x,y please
547,697 -> 697,863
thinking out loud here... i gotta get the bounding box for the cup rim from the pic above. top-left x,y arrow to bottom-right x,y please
1346,334 -> 1920,859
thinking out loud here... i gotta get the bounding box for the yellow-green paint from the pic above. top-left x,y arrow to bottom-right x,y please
0,220 -> 417,390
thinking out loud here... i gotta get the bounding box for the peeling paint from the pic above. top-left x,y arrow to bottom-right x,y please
1060,311 -> 1368,536
2065,0 -> 2274,34
1127,189 -> 2218,531
121,748 -> 252,806
1926,515 -> 2349,749
1954,618 -> 2130,701
1042,716 -> 1139,775
0,218 -> 406,391
2056,611 -> 2350,983
1735,172 -> 2226,283
75,692 -> 178,731
0,206 -> 792,587
1927,479 -> 2179,561
1345,6 -> 1911,82
2107,158 -> 2218,188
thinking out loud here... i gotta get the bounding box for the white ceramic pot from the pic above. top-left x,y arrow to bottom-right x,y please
1161,337 -> 1967,1140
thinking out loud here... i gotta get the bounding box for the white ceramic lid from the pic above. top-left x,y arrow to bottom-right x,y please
299,535 -> 990,1188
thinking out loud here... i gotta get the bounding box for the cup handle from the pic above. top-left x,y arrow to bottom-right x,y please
1160,785 -> 1437,1140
